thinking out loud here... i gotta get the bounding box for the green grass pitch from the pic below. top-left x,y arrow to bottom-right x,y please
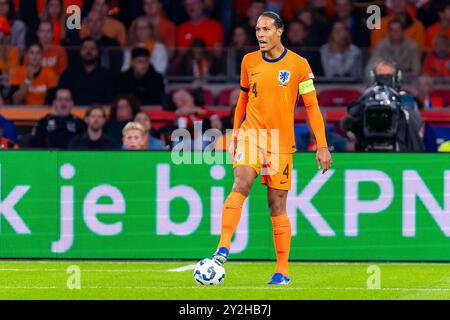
1,260 -> 450,300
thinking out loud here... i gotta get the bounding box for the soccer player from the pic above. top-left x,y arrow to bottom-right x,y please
212,12 -> 332,285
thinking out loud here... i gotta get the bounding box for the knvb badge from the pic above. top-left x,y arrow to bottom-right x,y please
278,70 -> 290,88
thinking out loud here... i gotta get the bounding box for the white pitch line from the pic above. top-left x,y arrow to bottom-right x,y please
168,264 -> 197,272
0,268 -> 168,273
1,285 -> 450,292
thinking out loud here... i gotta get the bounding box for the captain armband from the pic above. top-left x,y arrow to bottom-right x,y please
298,79 -> 315,95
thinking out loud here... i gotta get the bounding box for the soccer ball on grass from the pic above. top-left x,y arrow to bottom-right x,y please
193,258 -> 225,285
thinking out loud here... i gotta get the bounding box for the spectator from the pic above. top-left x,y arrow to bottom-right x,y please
231,24 -> 254,49
123,16 -> 168,75
109,95 -> 142,122
307,0 -> 334,17
0,130 -> 18,148
423,33 -> 450,78
68,105 -> 119,149
40,0 -> 67,45
9,42 -> 58,105
416,0 -> 440,28
296,119 -> 348,152
320,21 -> 362,79
285,19 -> 323,75
29,88 -> 85,149
366,20 -> 421,82
117,47 -> 165,105
59,37 -> 113,105
159,0 -> 188,25
160,88 -> 208,144
236,0 -> 266,47
203,0 -> 234,39
171,87 -> 210,151
295,5 -> 330,45
172,38 -> 225,77
0,0 -> 26,54
105,95 -> 142,143
266,0 -> 283,15
230,25 -> 255,75
285,19 -> 321,47
333,0 -> 370,47
173,88 -> 209,127
425,1 -> 450,49
141,0 -> 176,57
122,121 -> 146,150
80,0 -> 127,46
415,75 -> 445,109
0,95 -> 18,144
371,0 -> 425,49
15,0 -> 84,16
0,16 -> 20,92
25,20 -> 68,77
81,9 -> 121,47
176,0 -> 224,50
134,111 -> 166,150
173,88 -> 207,114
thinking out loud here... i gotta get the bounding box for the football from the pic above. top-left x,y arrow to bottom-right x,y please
193,258 -> 225,285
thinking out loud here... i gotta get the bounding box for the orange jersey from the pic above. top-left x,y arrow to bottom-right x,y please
238,48 -> 316,154
9,66 -> 58,106
24,46 -> 68,76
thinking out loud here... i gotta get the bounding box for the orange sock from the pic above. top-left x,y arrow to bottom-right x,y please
217,192 -> 246,250
271,214 -> 291,277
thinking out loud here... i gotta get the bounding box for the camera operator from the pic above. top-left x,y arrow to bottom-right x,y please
341,59 -> 425,152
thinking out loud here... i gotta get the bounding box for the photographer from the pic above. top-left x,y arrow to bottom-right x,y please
341,59 -> 425,152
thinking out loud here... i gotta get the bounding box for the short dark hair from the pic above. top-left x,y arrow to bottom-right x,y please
27,42 -> 43,52
131,47 -> 150,60
80,36 -> 99,48
260,11 -> 284,30
288,19 -> 307,30
38,19 -> 54,30
85,105 -> 107,118
388,19 -> 405,30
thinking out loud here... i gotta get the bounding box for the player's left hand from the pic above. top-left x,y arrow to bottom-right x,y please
316,147 -> 332,174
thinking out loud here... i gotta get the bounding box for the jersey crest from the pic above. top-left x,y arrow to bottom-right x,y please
278,70 -> 291,85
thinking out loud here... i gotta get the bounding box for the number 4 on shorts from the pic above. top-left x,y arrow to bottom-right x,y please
283,164 -> 289,179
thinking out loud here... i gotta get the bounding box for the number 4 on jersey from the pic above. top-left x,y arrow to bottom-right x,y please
252,83 -> 257,97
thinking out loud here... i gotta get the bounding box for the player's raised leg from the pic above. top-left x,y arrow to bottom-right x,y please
267,187 -> 291,285
213,165 -> 257,264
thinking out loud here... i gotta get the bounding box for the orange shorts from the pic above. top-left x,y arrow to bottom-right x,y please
233,139 -> 293,191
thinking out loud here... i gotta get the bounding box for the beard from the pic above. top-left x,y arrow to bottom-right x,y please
89,126 -> 102,133
82,57 -> 98,66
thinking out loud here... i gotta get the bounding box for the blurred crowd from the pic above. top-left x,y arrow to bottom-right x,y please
0,0 -> 449,151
